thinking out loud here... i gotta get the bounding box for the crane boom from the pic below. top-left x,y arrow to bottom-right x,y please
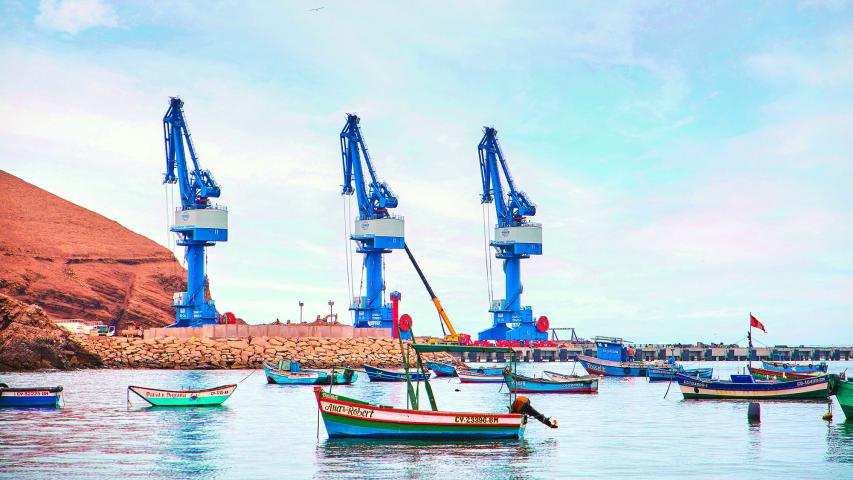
403,244 -> 458,340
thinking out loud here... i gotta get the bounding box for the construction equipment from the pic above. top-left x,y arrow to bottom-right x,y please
477,126 -> 547,341
162,97 -> 228,327
403,244 -> 460,343
340,114 -> 404,330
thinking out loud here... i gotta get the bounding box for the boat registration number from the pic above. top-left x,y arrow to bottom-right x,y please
4,391 -> 52,396
795,377 -> 823,387
454,416 -> 499,424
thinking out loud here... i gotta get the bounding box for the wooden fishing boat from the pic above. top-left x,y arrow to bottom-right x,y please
425,361 -> 458,377
316,344 -> 558,440
315,387 -> 526,438
748,366 -> 820,381
127,384 -> 236,407
504,371 -> 598,393
0,384 -> 62,407
836,378 -> 853,419
761,360 -> 828,374
363,364 -> 430,382
457,369 -> 505,383
264,361 -> 357,385
577,355 -> 648,377
577,337 -> 648,377
647,366 -> 713,382
676,373 -> 839,400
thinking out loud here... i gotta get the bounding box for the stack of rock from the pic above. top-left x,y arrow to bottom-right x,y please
0,293 -> 101,371
73,335 -> 455,370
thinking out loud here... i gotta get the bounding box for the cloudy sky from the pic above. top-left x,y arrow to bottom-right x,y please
1,1 -> 851,344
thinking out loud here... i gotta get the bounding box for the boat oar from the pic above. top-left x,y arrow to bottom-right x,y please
511,396 -> 558,428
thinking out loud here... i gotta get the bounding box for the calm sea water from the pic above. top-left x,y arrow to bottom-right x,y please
1,361 -> 851,479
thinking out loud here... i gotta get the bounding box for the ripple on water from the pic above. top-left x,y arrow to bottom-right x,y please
1,363 -> 852,479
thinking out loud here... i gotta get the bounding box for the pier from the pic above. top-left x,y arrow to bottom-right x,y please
455,342 -> 853,363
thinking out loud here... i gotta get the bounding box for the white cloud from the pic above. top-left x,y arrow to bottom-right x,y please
35,0 -> 118,34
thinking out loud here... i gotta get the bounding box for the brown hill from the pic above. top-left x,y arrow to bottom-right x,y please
0,170 -> 186,329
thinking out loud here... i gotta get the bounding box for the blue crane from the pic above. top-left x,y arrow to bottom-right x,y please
162,97 -> 228,327
340,114 -> 404,331
478,126 -> 547,341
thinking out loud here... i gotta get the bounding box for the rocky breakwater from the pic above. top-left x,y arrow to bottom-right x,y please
0,293 -> 101,371
74,335 -> 454,369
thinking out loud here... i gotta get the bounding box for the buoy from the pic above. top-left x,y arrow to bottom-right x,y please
822,411 -> 833,421
748,402 -> 760,423
536,316 -> 549,333
398,314 -> 412,332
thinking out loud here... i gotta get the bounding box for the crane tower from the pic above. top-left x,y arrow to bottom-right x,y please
162,97 -> 228,327
478,126 -> 547,341
340,114 -> 404,330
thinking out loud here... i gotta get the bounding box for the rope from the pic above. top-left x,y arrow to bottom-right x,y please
237,369 -> 257,383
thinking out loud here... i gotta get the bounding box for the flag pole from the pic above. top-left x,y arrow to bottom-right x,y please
748,312 -> 753,371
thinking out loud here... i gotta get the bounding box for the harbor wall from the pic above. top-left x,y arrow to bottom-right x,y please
142,324 -> 390,340
72,335 -> 452,369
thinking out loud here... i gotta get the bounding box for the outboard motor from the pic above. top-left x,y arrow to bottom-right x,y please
511,396 -> 558,428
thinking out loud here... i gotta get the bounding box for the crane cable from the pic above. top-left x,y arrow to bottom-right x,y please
342,195 -> 354,323
481,202 -> 494,304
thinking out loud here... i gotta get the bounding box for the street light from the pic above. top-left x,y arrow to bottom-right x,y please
298,301 -> 304,323
328,300 -> 334,318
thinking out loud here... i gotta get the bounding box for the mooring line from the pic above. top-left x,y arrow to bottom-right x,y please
238,369 -> 258,383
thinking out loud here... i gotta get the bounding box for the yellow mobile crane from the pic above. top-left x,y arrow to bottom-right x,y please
403,244 -> 460,343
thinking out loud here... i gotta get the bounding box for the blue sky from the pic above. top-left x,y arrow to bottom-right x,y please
1,1 -> 851,344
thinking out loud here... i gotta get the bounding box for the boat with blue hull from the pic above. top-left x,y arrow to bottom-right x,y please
0,384 -> 62,408
761,360 -> 827,374
364,365 -> 430,382
577,336 -> 649,377
425,361 -> 457,377
264,361 -> 358,385
676,373 -> 839,400
648,366 -> 713,382
504,371 -> 598,393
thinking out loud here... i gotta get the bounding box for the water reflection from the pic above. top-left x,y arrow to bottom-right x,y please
140,371 -> 232,479
315,438 -> 554,479
826,421 -> 853,464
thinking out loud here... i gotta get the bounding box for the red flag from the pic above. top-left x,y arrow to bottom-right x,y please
750,314 -> 766,333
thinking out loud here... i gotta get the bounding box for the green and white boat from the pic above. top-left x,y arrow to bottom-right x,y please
128,384 -> 236,407
837,378 -> 853,419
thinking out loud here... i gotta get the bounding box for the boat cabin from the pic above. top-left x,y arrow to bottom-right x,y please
594,336 -> 631,362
